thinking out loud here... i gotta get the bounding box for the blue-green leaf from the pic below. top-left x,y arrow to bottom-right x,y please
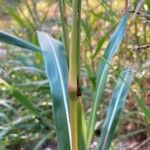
87,13 -> 129,146
37,31 -> 71,150
0,30 -> 40,51
98,68 -> 134,150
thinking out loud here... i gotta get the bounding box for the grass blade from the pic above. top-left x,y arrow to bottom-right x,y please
0,78 -> 40,116
81,19 -> 92,42
11,90 -> 40,116
1,1 -> 36,36
0,30 -> 40,51
98,68 -> 134,150
37,31 -> 71,150
92,24 -> 116,58
87,13 -> 129,146
58,0 -> 69,55
0,78 -> 53,129
0,1 -> 26,28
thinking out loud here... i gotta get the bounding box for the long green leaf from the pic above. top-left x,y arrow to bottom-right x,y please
0,30 -> 40,51
12,90 -> 40,116
0,78 -> 52,129
87,13 -> 129,146
58,0 -> 69,55
37,31 -> 71,150
1,1 -> 26,28
92,24 -> 116,58
98,68 -> 134,150
1,1 -> 35,32
81,19 -> 92,42
0,78 -> 40,116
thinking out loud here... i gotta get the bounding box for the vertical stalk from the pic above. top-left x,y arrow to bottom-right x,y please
70,96 -> 87,150
70,95 -> 78,150
69,0 -> 82,150
69,0 -> 82,92
58,0 -> 69,55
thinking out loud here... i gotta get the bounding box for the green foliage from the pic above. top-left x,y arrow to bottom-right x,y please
37,32 -> 71,150
87,14 -> 129,147
0,0 -> 51,44
1,0 -> 150,149
98,68 -> 134,150
0,14 -> 133,149
0,30 -> 40,51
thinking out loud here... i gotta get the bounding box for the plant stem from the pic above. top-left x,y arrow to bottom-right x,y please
70,96 -> 87,150
58,0 -> 69,55
69,0 -> 82,92
69,0 -> 82,149
70,95 -> 78,150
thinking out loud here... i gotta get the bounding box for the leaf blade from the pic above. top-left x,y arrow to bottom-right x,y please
0,78 -> 40,116
98,68 -> 134,150
0,30 -> 40,51
87,13 -> 129,146
37,31 -> 71,150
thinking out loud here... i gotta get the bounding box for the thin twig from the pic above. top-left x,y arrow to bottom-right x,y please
133,137 -> 150,150
127,10 -> 150,18
131,45 -> 150,51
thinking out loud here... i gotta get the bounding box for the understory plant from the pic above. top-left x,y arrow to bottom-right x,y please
0,0 -> 135,150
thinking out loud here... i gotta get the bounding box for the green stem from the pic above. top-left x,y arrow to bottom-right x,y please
70,95 -> 78,150
69,0 -> 82,149
69,0 -> 82,92
58,0 -> 69,55
70,96 -> 87,150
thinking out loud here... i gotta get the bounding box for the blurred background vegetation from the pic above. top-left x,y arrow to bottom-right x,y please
0,0 -> 150,149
